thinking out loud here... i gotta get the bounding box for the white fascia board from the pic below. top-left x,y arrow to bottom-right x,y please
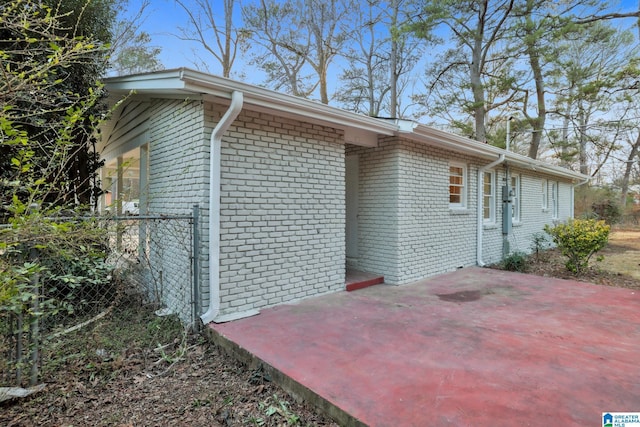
178,69 -> 397,136
408,124 -> 588,182
104,68 -> 588,182
105,68 -> 396,147
104,69 -> 189,93
106,68 -> 396,136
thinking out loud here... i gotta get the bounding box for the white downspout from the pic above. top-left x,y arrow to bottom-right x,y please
570,177 -> 590,219
477,154 -> 506,267
200,91 -> 244,325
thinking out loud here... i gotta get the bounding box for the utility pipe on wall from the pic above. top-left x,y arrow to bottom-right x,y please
477,154 -> 506,267
201,91 -> 244,325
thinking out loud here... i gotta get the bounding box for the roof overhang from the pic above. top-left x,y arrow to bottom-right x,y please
103,68 -> 589,182
104,68 -> 396,147
406,124 -> 588,182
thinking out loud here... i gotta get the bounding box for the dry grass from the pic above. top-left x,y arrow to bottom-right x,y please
511,228 -> 640,291
598,229 -> 640,280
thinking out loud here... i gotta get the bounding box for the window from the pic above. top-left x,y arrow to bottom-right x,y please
483,171 -> 495,222
510,174 -> 520,222
449,163 -> 467,208
542,179 -> 548,210
102,148 -> 142,214
551,181 -> 559,219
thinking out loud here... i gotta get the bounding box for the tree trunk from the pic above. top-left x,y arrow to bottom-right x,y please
389,0 -> 399,118
560,85 -> 573,166
223,0 -> 233,77
578,105 -> 589,176
620,132 -> 640,206
471,29 -> 486,142
525,31 -> 545,158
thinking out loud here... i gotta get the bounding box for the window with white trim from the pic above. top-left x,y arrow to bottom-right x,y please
551,181 -> 559,219
511,174 -> 520,222
542,179 -> 548,210
483,171 -> 495,222
449,163 -> 467,208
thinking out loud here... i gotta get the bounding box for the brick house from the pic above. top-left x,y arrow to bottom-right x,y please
99,68 -> 587,324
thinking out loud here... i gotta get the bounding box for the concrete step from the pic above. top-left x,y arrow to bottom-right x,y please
345,270 -> 384,292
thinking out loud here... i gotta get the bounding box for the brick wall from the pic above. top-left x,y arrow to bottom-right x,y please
395,140 -> 479,283
146,99 -> 209,322
214,106 -> 345,317
348,139 -> 576,284
148,99 -> 209,213
109,95 -> 580,319
345,138 -> 401,281
347,139 -> 478,284
502,173 -> 574,260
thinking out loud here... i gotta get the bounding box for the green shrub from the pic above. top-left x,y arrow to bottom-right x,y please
544,219 -> 610,274
1,211 -> 114,386
1,213 -> 114,318
502,251 -> 529,272
530,232 -> 551,262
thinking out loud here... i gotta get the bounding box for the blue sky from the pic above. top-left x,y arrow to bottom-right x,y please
122,0 -> 640,79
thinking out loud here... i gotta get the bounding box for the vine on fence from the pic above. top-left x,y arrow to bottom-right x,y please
0,213 -> 116,386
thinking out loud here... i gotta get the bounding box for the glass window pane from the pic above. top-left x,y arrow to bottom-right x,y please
449,164 -> 466,207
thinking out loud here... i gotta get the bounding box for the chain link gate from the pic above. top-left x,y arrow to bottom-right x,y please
106,206 -> 201,327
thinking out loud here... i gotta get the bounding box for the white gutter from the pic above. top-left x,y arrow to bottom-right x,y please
200,91 -> 244,325
407,124 -> 587,182
105,69 -> 588,182
477,154 -> 506,266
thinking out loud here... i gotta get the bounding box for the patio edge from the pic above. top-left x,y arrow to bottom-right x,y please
203,325 -> 368,427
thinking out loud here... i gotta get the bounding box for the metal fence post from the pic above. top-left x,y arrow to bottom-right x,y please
29,247 -> 40,386
192,204 -> 200,328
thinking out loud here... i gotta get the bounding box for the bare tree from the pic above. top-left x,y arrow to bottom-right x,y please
299,0 -> 352,104
620,131 -> 640,206
336,1 -> 388,116
242,0 -> 315,97
546,22 -> 639,176
337,0 -> 420,117
243,0 -> 351,104
175,0 -> 244,77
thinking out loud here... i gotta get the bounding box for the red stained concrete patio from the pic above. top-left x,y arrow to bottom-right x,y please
208,267 -> 640,426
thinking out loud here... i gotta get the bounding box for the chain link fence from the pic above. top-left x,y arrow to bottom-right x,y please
107,212 -> 199,325
1,207 -> 201,389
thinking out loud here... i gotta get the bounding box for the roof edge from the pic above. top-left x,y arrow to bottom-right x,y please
408,125 -> 588,182
104,68 -> 397,136
104,68 -> 589,182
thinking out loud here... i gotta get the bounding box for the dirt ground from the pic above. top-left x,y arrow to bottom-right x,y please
1,229 -> 639,426
523,228 -> 640,290
1,305 -> 339,427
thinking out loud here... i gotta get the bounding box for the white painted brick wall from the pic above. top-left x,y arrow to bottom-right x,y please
145,99 -> 210,322
138,97 -> 578,318
346,138 -> 401,281
395,140 -> 479,283
501,173 -> 574,260
348,139 -> 576,284
214,106 -> 345,317
148,99 -> 209,213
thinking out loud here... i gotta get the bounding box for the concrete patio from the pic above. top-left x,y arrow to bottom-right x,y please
207,267 -> 640,426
